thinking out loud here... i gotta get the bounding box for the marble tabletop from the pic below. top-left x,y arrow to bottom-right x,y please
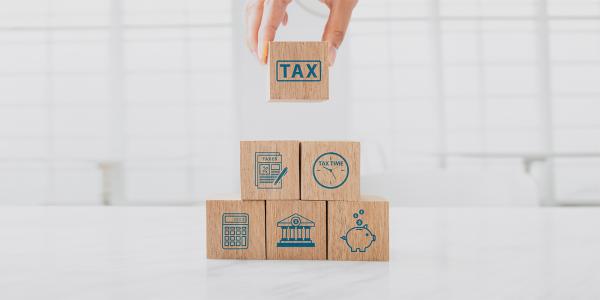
1,206 -> 599,300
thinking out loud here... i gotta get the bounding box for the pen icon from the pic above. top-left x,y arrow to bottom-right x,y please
273,167 -> 288,185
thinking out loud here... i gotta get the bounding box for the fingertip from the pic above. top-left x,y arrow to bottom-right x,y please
257,41 -> 269,65
261,49 -> 269,64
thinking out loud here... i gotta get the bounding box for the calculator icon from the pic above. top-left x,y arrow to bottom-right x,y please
222,213 -> 249,250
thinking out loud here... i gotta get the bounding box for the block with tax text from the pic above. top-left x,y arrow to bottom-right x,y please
300,141 -> 360,201
268,41 -> 329,102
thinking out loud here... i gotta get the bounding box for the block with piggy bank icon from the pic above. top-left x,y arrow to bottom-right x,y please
328,196 -> 389,261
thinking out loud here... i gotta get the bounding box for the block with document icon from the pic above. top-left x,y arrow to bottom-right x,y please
240,141 -> 300,200
206,196 -> 266,260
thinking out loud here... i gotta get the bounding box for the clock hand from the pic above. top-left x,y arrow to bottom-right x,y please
327,157 -> 337,180
325,167 -> 336,180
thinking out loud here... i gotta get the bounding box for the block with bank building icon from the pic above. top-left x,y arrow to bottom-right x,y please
268,41 -> 329,102
300,141 -> 360,201
266,200 -> 326,260
240,141 -> 300,201
206,197 -> 266,260
328,195 -> 389,261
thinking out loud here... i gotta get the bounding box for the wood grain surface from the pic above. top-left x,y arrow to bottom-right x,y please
240,141 -> 300,200
268,41 -> 329,101
206,198 -> 266,260
266,200 -> 326,260
327,196 -> 389,261
300,141 -> 360,201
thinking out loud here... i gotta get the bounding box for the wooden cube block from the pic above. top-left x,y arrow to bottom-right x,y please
266,200 -> 326,260
268,41 -> 329,102
328,196 -> 389,261
240,141 -> 300,200
206,197 -> 266,260
300,141 -> 360,201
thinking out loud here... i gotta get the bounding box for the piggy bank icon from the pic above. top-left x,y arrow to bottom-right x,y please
340,224 -> 376,252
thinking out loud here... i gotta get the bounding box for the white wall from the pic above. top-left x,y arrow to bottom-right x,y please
0,0 -> 599,206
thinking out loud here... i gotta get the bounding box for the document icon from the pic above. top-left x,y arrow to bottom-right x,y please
255,152 -> 287,189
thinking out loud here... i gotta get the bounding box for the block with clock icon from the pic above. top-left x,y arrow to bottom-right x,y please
206,196 -> 266,260
300,141 -> 360,201
240,141 -> 300,201
268,41 -> 329,102
328,195 -> 389,261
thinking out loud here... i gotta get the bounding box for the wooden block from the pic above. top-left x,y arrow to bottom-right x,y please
240,141 -> 300,200
266,200 -> 326,260
328,196 -> 389,261
300,141 -> 360,201
268,41 -> 329,102
206,197 -> 266,260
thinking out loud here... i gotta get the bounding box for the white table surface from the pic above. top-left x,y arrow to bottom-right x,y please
1,206 -> 599,300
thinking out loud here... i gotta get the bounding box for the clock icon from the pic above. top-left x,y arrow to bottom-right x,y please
312,152 -> 349,189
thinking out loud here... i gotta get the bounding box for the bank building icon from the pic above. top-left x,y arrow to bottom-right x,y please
276,213 -> 315,248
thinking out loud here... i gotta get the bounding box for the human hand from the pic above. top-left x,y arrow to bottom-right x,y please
244,0 -> 358,66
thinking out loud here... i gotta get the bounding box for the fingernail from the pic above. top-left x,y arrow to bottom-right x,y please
328,46 -> 337,66
261,42 -> 269,64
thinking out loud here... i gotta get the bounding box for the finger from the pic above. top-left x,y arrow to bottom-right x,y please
245,0 -> 265,58
321,0 -> 358,66
257,0 -> 292,64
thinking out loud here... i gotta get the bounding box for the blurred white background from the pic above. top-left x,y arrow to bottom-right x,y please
0,0 -> 599,206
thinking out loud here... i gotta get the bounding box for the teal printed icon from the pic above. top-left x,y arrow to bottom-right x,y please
312,152 -> 349,189
255,152 -> 287,189
222,213 -> 249,250
274,167 -> 288,185
340,209 -> 376,252
276,213 -> 315,248
276,60 -> 322,82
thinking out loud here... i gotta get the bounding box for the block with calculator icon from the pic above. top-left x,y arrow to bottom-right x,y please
206,197 -> 265,260
240,141 -> 300,201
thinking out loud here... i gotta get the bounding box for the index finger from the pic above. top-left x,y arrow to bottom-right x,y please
257,0 -> 292,64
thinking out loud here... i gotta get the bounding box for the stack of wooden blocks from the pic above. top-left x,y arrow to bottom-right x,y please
206,141 -> 389,261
